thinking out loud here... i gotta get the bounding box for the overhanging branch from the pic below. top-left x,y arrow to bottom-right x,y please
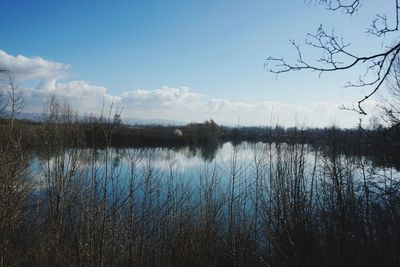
266,0 -> 400,115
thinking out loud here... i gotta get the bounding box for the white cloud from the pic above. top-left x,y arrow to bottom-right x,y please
118,88 -> 372,127
0,50 -> 69,80
23,80 -> 120,114
22,83 -> 371,128
1,49 -> 372,128
121,86 -> 203,108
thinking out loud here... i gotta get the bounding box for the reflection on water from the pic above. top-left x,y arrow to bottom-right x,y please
29,141 -> 399,191
24,140 -> 400,266
90,142 -> 258,174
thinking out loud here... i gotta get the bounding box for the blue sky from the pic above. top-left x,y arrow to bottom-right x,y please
0,0 -> 394,127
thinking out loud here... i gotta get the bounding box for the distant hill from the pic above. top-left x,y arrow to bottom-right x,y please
122,117 -> 187,126
14,112 -> 43,122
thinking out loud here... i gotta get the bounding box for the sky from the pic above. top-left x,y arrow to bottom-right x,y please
0,0 -> 395,127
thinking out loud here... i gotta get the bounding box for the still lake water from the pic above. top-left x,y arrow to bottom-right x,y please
23,142 -> 400,266
29,141 -> 398,195
30,142 -> 259,188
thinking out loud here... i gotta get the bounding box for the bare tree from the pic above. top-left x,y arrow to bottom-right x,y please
0,86 -> 7,117
7,77 -> 24,133
0,69 -> 31,267
0,72 -> 24,133
0,69 -> 9,116
380,55 -> 400,126
265,0 -> 400,115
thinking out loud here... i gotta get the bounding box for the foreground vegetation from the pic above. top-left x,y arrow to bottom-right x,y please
1,95 -> 400,267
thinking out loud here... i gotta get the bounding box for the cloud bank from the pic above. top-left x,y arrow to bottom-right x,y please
0,50 -> 69,80
0,50 -> 372,127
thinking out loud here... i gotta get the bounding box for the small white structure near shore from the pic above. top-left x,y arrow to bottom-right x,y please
173,129 -> 183,137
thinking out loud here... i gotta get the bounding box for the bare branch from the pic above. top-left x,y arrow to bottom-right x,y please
313,0 -> 361,15
267,0 -> 400,115
367,0 -> 400,37
327,0 -> 360,14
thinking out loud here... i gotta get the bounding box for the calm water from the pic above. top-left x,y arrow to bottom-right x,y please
30,142 -> 256,188
29,141 -> 398,193
22,142 -> 400,266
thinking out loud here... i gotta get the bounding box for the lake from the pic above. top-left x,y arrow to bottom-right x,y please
21,141 -> 400,266
30,141 -> 397,198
